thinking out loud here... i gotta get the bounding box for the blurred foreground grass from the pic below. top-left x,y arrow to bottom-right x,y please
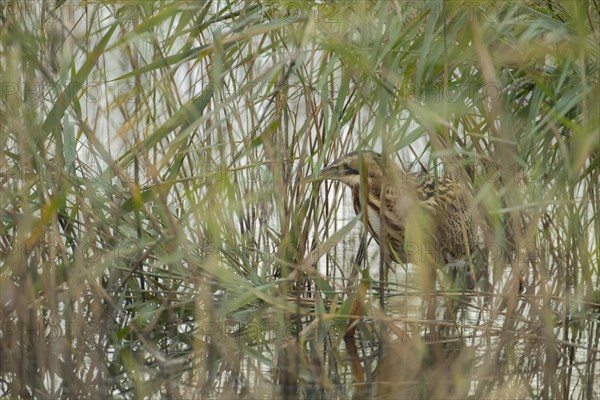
1,1 -> 599,398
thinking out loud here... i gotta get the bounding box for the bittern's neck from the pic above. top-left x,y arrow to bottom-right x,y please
336,174 -> 362,188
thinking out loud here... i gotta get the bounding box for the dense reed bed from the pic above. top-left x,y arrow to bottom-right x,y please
1,1 -> 598,398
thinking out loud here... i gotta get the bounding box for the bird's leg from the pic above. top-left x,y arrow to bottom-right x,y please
349,232 -> 367,289
353,233 -> 366,271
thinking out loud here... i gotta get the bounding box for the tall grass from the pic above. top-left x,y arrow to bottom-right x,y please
1,1 -> 598,398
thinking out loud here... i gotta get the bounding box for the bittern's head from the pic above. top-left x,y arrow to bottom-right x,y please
315,150 -> 384,187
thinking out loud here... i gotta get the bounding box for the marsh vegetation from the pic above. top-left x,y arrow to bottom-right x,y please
1,1 -> 599,398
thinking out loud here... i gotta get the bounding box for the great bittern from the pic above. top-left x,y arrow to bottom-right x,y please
316,150 -> 475,270
310,151 -> 478,396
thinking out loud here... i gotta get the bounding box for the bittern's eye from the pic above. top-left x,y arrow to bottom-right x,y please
343,162 -> 359,175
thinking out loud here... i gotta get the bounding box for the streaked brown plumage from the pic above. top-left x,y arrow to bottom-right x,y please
312,150 -> 478,393
318,150 -> 475,266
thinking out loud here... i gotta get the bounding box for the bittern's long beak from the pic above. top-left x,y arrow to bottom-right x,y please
301,164 -> 343,184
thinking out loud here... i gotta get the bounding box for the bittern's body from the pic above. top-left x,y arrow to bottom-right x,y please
319,151 -> 475,266
314,151 -> 477,396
